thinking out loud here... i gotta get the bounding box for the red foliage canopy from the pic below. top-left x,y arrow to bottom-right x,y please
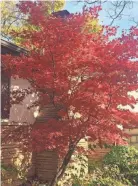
2,2 -> 138,156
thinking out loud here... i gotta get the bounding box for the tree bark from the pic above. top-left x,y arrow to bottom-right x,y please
49,143 -> 76,186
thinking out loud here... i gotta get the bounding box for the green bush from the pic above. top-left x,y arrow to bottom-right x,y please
1,164 -> 19,185
72,145 -> 138,186
90,165 -> 132,186
103,145 -> 138,185
72,165 -> 130,186
91,177 -> 126,186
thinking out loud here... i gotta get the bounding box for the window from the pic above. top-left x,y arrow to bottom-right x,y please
1,68 -> 10,120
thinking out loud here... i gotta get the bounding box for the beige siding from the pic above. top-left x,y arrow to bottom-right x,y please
35,151 -> 58,182
9,78 -> 38,124
88,147 -> 110,161
125,128 -> 138,149
2,78 -> 37,185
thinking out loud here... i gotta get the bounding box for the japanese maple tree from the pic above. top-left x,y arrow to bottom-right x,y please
2,2 -> 138,185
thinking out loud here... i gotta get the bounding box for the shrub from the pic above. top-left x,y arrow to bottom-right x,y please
72,165 -> 130,186
103,145 -> 138,185
72,146 -> 138,186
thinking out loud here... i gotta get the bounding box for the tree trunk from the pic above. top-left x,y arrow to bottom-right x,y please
49,144 -> 76,186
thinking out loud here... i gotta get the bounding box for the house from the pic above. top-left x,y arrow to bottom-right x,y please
1,39 -> 37,186
1,39 -> 61,185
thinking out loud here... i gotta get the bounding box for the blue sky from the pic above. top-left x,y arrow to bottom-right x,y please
64,1 -> 138,36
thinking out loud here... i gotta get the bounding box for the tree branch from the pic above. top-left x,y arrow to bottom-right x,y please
49,142 -> 77,186
77,0 -> 134,25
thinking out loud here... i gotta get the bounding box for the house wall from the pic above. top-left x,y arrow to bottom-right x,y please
125,128 -> 138,149
9,78 -> 37,124
2,78 -> 59,185
2,78 -> 37,186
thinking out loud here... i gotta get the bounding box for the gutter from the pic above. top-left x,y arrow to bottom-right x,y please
1,39 -> 27,54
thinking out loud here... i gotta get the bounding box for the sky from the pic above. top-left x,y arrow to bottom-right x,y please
65,1 -> 138,37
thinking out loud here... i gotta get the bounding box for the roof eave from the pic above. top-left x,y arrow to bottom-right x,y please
1,39 -> 27,54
